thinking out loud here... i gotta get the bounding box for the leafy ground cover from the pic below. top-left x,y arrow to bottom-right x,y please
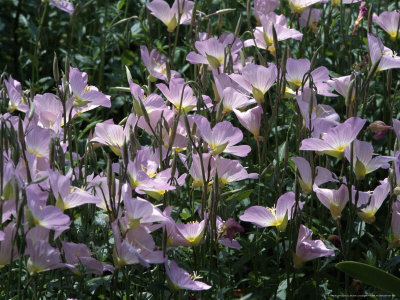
1,0 -> 400,298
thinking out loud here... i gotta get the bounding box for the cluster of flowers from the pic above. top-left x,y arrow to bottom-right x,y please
2,0 -> 400,294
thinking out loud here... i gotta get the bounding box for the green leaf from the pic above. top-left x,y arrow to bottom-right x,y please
335,261 -> 400,296
179,208 -> 191,220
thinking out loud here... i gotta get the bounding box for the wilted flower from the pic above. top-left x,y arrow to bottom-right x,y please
293,224 -> 334,268
352,1 -> 367,34
368,121 -> 392,140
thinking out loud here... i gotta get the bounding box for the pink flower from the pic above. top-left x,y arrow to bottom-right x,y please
245,13 -> 302,53
353,179 -> 390,224
34,93 -> 63,132
327,74 -> 357,100
140,46 -> 180,82
0,222 -> 18,266
62,242 -> 114,275
49,170 -> 101,211
214,156 -> 258,186
3,76 -> 28,113
121,186 -> 168,229
234,105 -> 263,138
157,78 -> 197,112
50,0 -> 74,14
230,63 -> 277,103
147,0 -> 194,32
373,11 -> 400,39
293,225 -> 334,268
112,221 -> 163,268
193,115 -> 251,157
26,239 -> 68,275
286,58 -> 334,97
68,67 -> 111,110
165,258 -> 211,291
368,33 -> 400,72
175,219 -> 206,246
299,8 -> 322,33
91,120 -> 127,156
391,202 -> 400,247
300,117 -> 366,159
254,0 -> 279,22
220,87 -> 253,114
186,34 -> 242,70
313,184 -> 348,220
288,0 -> 323,13
179,153 -> 215,188
26,187 -> 70,231
292,156 -> 337,194
344,140 -> 395,180
239,192 -> 300,232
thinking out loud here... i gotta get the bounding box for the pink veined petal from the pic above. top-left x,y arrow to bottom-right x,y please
300,138 -> 331,151
286,58 -> 310,84
234,105 -> 263,137
229,74 -> 252,93
370,178 -> 390,211
314,166 -> 337,186
392,202 -> 400,239
69,67 -> 87,96
147,0 -> 174,25
192,115 -> 213,142
274,23 -> 303,41
239,206 -> 276,227
292,157 -> 312,187
225,145 -> 252,157
276,192 -> 297,219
